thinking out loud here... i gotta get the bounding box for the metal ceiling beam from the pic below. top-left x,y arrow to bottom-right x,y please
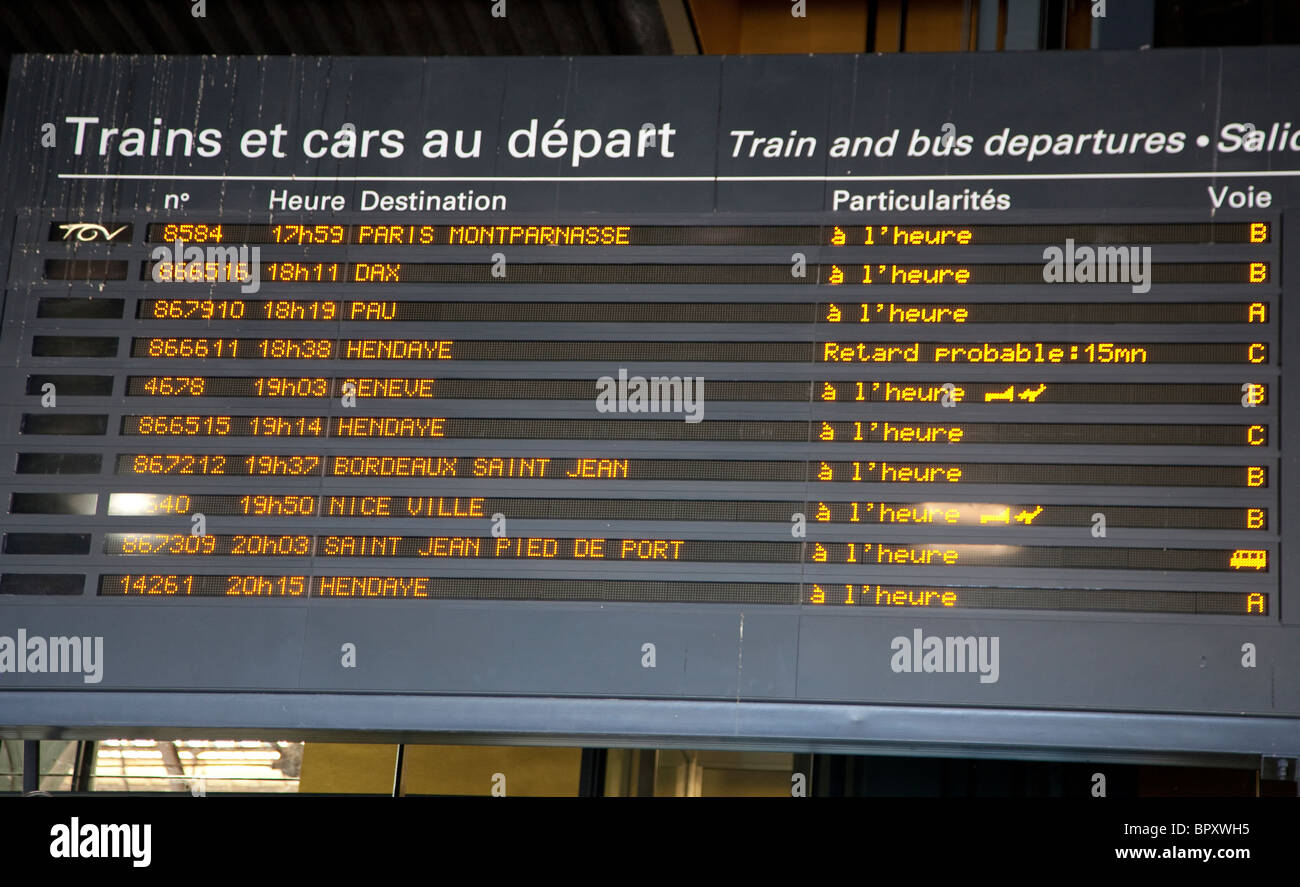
103,0 -> 162,53
657,0 -> 700,53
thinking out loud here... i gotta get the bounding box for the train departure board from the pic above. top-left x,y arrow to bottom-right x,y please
0,51 -> 1298,760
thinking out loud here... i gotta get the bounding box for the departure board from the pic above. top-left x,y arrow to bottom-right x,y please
1,52 -> 1298,760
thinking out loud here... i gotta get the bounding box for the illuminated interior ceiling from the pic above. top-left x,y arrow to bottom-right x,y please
4,0 -> 1299,115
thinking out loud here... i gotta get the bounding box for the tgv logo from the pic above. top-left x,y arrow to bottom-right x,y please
57,222 -> 128,242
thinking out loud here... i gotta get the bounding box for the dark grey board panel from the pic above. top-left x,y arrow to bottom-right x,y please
0,50 -> 1296,758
